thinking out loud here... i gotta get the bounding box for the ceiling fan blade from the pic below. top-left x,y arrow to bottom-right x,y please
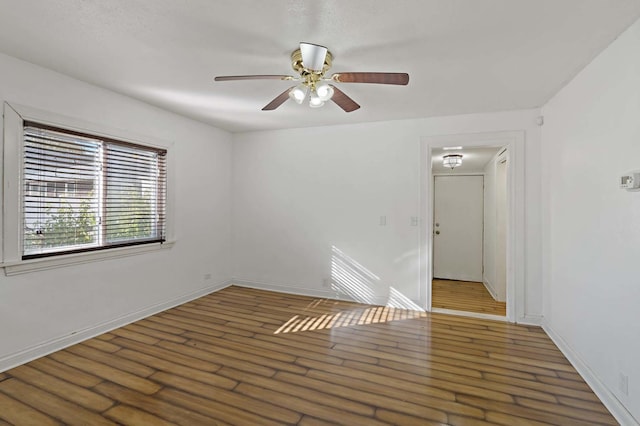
332,72 -> 409,85
262,87 -> 294,111
300,42 -> 328,72
330,85 -> 360,113
214,75 -> 293,82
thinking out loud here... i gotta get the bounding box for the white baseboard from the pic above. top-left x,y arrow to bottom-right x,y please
232,278 -> 389,306
517,314 -> 544,326
543,322 -> 639,426
436,274 -> 483,283
233,278 -> 334,298
482,277 -> 509,303
482,278 -> 498,299
0,279 -> 232,373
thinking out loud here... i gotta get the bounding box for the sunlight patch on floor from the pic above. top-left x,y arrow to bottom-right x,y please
274,304 -> 426,334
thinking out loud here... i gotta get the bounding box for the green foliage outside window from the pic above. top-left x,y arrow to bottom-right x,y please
24,189 -> 154,250
25,200 -> 97,250
105,188 -> 154,242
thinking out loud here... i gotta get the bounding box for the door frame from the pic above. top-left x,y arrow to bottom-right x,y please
419,131 -> 525,323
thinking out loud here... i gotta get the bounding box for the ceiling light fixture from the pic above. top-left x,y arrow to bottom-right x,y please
443,154 -> 463,169
288,84 -> 308,104
289,82 -> 334,108
443,146 -> 463,150
309,91 -> 325,108
315,82 -> 334,101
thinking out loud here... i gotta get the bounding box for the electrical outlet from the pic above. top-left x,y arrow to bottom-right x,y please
379,216 -> 387,226
322,278 -> 331,288
203,273 -> 212,281
619,373 -> 629,396
410,216 -> 419,226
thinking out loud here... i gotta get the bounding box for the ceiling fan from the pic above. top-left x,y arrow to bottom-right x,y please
214,42 -> 409,112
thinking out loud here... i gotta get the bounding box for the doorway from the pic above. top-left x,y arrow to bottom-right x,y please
430,146 -> 508,319
420,131 -> 525,323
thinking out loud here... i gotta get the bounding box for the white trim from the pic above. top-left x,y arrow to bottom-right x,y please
432,307 -> 506,322
543,323 -> 639,426
2,103 -> 22,263
419,139 -> 429,309
518,314 -> 543,326
432,172 -> 485,177
234,278 -> 353,301
233,279 -> 391,306
434,273 -> 484,282
0,279 -> 232,373
421,131 -> 526,324
2,101 -> 176,272
2,240 -> 175,276
7,102 -> 175,151
482,277 -> 499,300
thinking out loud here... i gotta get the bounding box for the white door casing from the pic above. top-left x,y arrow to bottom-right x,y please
495,157 -> 508,301
433,175 -> 484,282
420,130 -> 526,324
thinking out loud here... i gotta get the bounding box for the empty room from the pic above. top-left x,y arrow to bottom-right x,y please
0,1 -> 639,425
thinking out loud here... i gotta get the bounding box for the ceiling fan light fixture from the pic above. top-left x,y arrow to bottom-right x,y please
443,154 -> 463,169
309,92 -> 325,108
315,82 -> 334,101
289,85 -> 308,104
214,42 -> 409,113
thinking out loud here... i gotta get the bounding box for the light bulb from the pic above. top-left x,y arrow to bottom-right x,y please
315,82 -> 334,101
288,85 -> 308,104
309,91 -> 324,108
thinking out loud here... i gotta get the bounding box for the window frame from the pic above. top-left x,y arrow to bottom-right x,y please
1,102 -> 175,276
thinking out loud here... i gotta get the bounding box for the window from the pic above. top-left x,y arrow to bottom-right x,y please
22,122 -> 167,259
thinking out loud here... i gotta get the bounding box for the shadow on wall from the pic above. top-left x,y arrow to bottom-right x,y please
330,245 -> 423,311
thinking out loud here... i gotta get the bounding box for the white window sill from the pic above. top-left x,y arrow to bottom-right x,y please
1,241 -> 175,276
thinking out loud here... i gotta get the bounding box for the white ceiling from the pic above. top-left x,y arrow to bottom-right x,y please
432,147 -> 502,174
0,1 -> 639,133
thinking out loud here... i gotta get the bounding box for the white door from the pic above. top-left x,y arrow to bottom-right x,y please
433,175 -> 484,282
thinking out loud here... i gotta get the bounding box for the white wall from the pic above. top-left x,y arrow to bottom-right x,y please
541,18 -> 640,423
232,109 -> 542,318
0,53 -> 233,369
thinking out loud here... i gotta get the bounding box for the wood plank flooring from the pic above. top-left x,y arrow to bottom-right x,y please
0,286 -> 615,425
433,279 -> 507,316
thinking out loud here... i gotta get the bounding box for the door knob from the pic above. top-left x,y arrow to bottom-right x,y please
435,230 -> 440,235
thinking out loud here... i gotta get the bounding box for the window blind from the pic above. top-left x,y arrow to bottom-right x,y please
22,123 -> 166,259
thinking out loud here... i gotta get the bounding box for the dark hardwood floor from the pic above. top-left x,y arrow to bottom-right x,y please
0,286 -> 615,425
